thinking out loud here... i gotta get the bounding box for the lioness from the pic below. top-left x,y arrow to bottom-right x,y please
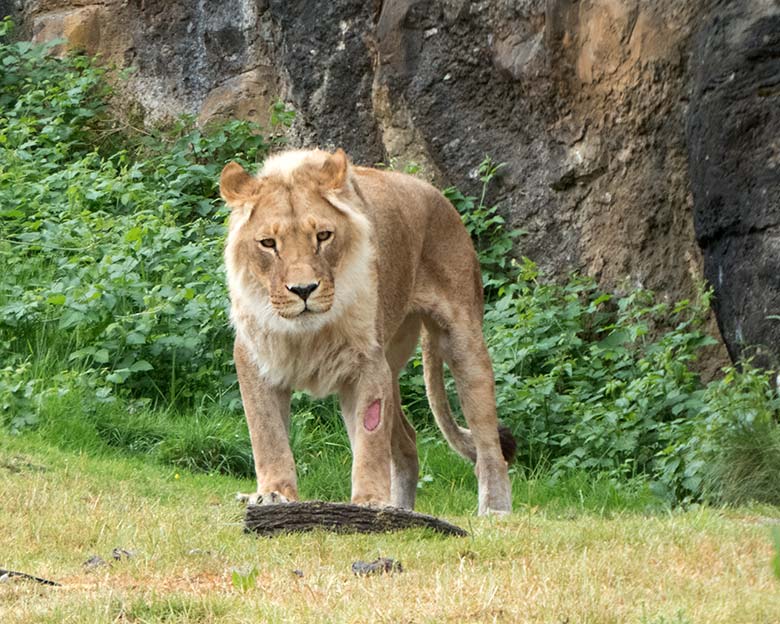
221,149 -> 514,515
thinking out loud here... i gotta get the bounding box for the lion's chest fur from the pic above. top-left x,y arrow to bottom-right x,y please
232,291 -> 378,397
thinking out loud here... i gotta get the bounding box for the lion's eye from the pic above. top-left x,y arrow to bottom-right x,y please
259,238 -> 276,249
316,231 -> 332,242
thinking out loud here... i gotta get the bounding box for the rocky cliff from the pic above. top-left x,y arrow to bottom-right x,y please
3,0 -> 779,368
687,0 -> 780,368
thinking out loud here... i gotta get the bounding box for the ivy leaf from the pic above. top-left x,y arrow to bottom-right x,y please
106,370 -> 130,384
126,332 -> 146,345
124,226 -> 143,243
93,348 -> 110,364
129,360 -> 153,372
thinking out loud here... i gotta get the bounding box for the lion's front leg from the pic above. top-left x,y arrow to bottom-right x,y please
234,340 -> 297,505
339,358 -> 394,507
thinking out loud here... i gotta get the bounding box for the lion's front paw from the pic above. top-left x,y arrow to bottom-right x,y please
351,495 -> 393,509
236,491 -> 291,505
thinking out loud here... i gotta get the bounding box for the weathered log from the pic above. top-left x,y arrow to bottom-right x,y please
244,501 -> 468,537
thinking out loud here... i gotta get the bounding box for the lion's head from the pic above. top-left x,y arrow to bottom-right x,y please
222,149 -> 372,330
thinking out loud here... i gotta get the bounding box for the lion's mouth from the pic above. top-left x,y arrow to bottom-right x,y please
272,290 -> 334,319
275,303 -> 329,319
299,303 -> 330,316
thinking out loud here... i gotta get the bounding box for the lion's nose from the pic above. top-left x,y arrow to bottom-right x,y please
286,282 -> 319,301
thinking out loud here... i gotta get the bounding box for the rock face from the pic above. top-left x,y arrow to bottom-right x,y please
372,0 -> 703,298
4,0 -> 779,365
267,0 -> 384,165
687,1 -> 780,368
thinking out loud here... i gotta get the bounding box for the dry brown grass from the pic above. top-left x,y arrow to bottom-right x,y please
1,435 -> 779,624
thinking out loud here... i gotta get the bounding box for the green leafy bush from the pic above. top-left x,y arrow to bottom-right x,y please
485,265 -> 715,474
658,363 -> 780,503
0,19 -> 270,415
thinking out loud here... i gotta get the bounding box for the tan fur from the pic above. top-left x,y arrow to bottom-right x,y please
221,149 -> 512,515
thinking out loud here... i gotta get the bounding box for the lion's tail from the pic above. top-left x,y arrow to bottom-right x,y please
421,331 -> 516,464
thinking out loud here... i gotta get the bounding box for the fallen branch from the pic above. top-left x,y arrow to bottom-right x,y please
0,569 -> 60,586
244,500 -> 468,537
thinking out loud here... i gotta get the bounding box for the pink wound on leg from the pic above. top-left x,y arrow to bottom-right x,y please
364,399 -> 381,432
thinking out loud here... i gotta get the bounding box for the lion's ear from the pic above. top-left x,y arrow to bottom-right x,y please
319,148 -> 349,190
220,161 -> 262,207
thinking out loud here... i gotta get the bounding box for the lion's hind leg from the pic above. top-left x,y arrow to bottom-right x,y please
386,314 -> 422,510
422,317 -> 512,515
389,383 -> 418,509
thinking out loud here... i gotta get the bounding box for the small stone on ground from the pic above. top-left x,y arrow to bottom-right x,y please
351,557 -> 403,576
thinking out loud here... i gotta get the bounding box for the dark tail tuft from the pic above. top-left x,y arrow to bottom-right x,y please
498,424 -> 517,463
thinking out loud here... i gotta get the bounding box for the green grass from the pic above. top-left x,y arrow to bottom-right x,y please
20,385 -> 662,517
1,432 -> 779,623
